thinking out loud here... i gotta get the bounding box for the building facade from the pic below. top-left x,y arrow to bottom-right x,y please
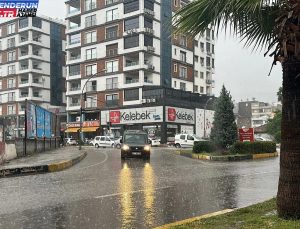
65,0 -> 216,142
0,16 -> 66,138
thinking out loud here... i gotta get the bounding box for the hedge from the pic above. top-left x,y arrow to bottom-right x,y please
230,141 -> 276,155
193,141 -> 216,154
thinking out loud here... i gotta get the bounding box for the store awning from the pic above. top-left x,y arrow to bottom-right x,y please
65,128 -> 79,133
82,127 -> 99,132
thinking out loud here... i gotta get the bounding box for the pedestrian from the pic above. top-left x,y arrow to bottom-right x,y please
60,135 -> 64,147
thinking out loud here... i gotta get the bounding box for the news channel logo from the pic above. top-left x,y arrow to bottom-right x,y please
0,0 -> 39,17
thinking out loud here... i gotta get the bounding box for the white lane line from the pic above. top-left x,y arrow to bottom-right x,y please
77,151 -> 108,170
94,186 -> 172,199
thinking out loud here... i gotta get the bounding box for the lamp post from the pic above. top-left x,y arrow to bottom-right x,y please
203,97 -> 213,139
79,70 -> 105,150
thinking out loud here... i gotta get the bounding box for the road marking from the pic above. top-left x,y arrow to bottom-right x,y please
94,186 -> 172,199
76,151 -> 108,170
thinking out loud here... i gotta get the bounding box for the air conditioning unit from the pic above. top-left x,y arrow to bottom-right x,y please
147,99 -> 152,103
144,9 -> 155,17
126,28 -> 137,35
142,99 -> 147,103
147,46 -> 155,52
147,64 -> 155,70
151,98 -> 156,103
145,28 -> 154,34
76,116 -> 81,122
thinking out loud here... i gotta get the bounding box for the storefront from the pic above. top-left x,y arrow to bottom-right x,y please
65,120 -> 100,140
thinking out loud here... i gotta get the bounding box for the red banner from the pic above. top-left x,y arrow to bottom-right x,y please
239,128 -> 254,142
0,9 -> 17,17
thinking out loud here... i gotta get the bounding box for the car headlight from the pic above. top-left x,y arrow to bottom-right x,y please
122,145 -> 129,151
144,145 -> 151,151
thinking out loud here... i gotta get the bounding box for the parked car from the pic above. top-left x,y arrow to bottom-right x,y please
93,136 -> 115,148
174,134 -> 205,148
148,137 -> 161,146
66,138 -> 78,146
121,130 -> 151,160
255,137 -> 269,142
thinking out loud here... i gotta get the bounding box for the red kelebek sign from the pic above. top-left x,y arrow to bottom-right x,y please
239,128 -> 254,142
167,108 -> 176,121
110,111 -> 121,124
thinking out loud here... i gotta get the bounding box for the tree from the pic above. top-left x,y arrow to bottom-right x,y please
173,0 -> 300,218
266,111 -> 282,143
277,87 -> 283,102
210,85 -> 238,150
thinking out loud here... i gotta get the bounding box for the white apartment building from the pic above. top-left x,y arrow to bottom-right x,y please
0,16 -> 66,138
65,0 -> 216,142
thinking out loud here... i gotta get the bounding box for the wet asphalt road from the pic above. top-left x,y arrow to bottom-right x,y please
0,147 -> 279,229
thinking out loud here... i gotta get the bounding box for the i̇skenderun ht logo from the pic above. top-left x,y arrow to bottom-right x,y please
0,0 -> 39,17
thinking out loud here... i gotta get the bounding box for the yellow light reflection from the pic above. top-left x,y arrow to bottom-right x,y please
143,162 -> 155,227
119,162 -> 134,228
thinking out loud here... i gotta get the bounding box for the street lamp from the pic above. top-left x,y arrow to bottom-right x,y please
79,70 -> 106,150
203,97 -> 213,139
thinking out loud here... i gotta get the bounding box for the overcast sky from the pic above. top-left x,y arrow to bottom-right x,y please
1,1 -> 282,103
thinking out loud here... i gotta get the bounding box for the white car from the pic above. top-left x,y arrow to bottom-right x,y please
174,134 -> 205,148
66,138 -> 77,146
93,136 -> 115,148
149,138 -> 161,146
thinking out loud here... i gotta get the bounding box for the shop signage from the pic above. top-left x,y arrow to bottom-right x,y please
67,120 -> 100,128
101,106 -> 163,125
165,107 -> 195,124
239,128 -> 254,142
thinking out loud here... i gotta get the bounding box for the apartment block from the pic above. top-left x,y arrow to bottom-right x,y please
0,16 -> 66,138
65,0 -> 215,142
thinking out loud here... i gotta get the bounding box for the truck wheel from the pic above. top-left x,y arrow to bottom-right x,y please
95,144 -> 99,148
175,143 -> 181,148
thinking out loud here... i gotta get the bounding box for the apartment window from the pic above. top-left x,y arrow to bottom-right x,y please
200,86 -> 204,93
0,80 -> 2,89
200,57 -> 204,66
174,0 -> 179,7
212,58 -> 215,68
106,44 -> 118,57
106,77 -> 118,89
180,51 -> 186,62
206,28 -> 211,39
88,81 -> 97,91
69,33 -> 81,45
174,48 -> 177,55
180,82 -> 186,91
194,55 -> 199,62
200,72 -> 204,79
106,60 -> 119,73
124,0 -> 139,14
7,38 -> 15,48
8,92 -> 15,102
19,18 -> 28,29
69,64 -> 80,76
179,35 -> 187,47
212,44 -> 215,54
212,30 -> 215,40
174,63 -> 177,72
8,105 -> 15,115
206,42 -> 211,53
8,78 -> 15,88
144,17 -> 153,29
124,35 -> 139,49
144,0 -> 154,11
85,64 -> 97,76
106,25 -> 118,40
86,48 -> 97,60
85,15 -> 96,27
8,65 -> 15,75
194,40 -> 198,47
85,0 -> 96,11
194,70 -> 199,77
7,23 -> 15,34
174,80 -> 177,88
32,17 -> 42,28
124,88 -> 139,101
106,8 -> 118,22
85,31 -> 96,44
106,94 -> 119,101
179,66 -> 187,78
144,35 -> 153,46
206,57 -> 211,67
194,85 -> 198,93
206,71 -> 210,79
200,42 -> 204,51
124,17 -> 139,31
8,51 -> 16,62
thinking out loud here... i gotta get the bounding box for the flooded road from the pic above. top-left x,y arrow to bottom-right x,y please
0,147 -> 279,228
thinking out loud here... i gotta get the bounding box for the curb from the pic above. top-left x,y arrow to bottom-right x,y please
0,152 -> 87,178
175,150 -> 278,161
154,209 -> 234,229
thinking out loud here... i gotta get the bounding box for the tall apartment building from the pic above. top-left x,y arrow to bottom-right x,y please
0,16 -> 66,138
65,0 -> 215,141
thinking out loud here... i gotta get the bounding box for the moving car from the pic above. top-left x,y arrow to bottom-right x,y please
174,134 -> 205,148
121,130 -> 151,160
148,137 -> 161,146
93,136 -> 115,148
66,138 -> 77,146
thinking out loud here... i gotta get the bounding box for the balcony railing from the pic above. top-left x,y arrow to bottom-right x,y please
69,55 -> 81,60
69,71 -> 80,76
69,24 -> 81,30
85,19 -> 97,28
69,37 -> 81,45
125,79 -> 139,84
106,99 -> 119,107
68,8 -> 80,14
125,61 -> 139,67
33,37 -> 42,42
20,94 -> 29,98
20,37 -> 28,43
70,102 -> 80,107
106,49 -> 118,57
86,102 -> 97,108
106,83 -> 118,90
87,85 -> 97,92
20,52 -> 28,57
70,87 -> 81,91
20,80 -> 29,84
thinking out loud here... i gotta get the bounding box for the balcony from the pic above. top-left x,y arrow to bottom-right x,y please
19,94 -> 29,98
69,37 -> 81,45
106,83 -> 118,90
67,8 -> 81,17
86,101 -> 97,108
106,48 -> 118,57
20,37 -> 29,43
70,86 -> 81,91
69,71 -> 81,77
19,80 -> 29,85
105,0 -> 120,5
87,85 -> 97,92
85,19 -> 97,28
143,8 -> 155,17
33,37 -> 42,43
106,14 -> 119,22
106,99 -> 119,107
70,102 -> 80,107
125,79 -> 139,84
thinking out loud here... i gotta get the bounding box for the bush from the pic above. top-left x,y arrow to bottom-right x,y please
193,141 -> 216,154
230,141 -> 276,155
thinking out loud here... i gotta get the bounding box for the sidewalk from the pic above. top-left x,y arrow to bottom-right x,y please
0,147 -> 87,178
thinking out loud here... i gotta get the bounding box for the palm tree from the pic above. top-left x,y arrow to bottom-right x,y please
173,0 -> 300,219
